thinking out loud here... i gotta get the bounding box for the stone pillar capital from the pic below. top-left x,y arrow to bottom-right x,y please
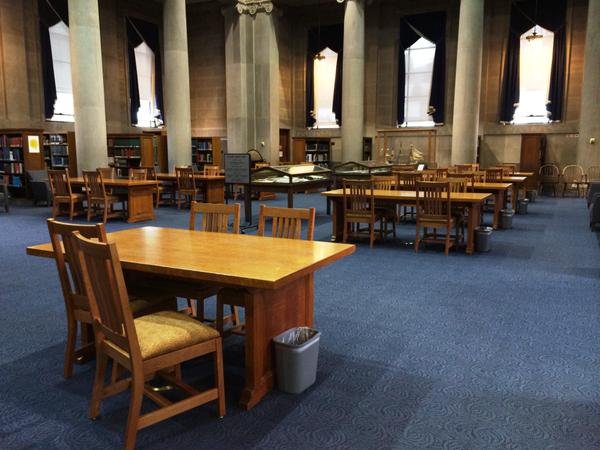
235,0 -> 275,15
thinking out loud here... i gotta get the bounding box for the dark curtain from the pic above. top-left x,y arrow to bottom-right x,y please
306,24 -> 344,128
38,0 -> 69,119
499,0 -> 567,122
397,11 -> 446,125
126,17 -> 163,125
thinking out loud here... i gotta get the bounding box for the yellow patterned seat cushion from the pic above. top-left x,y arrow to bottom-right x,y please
134,311 -> 219,360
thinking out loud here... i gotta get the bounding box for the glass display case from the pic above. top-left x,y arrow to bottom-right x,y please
251,164 -> 331,185
333,161 -> 392,178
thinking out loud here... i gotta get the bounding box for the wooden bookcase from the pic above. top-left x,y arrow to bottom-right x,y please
43,131 -> 77,175
292,138 -> 331,166
0,129 -> 44,192
192,137 -> 221,170
107,133 -> 167,176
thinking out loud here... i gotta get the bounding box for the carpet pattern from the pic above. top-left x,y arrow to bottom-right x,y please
1,193 -> 599,449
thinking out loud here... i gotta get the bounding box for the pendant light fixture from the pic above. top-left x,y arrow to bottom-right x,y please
525,0 -> 543,41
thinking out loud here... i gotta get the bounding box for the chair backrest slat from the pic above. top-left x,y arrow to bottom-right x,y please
416,181 -> 451,219
539,164 -> 560,179
485,168 -> 503,182
342,178 -> 375,220
189,201 -> 240,234
371,175 -> 395,190
258,204 -> 315,240
48,169 -> 71,197
97,167 -> 115,179
395,171 -> 423,191
83,170 -> 106,199
562,164 -> 584,182
176,166 -> 196,190
129,168 -> 147,181
203,165 -> 220,176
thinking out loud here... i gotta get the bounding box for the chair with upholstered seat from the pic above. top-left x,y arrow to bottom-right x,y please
175,166 -> 199,209
415,181 -> 456,256
73,232 -> 225,450
48,169 -> 85,220
46,219 -> 177,379
538,164 -> 560,196
83,170 -> 125,223
562,164 -> 586,197
217,204 -> 315,335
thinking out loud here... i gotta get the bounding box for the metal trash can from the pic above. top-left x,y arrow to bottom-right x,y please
526,190 -> 537,203
518,198 -> 529,214
273,327 -> 321,394
475,226 -> 493,252
500,209 -> 514,229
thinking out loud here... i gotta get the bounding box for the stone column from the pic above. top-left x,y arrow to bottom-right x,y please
577,0 -> 600,168
450,0 -> 484,165
224,1 -> 279,162
341,0 -> 365,162
68,0 -> 108,173
164,0 -> 192,169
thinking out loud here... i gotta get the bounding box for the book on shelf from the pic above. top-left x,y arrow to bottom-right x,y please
1,148 -> 23,161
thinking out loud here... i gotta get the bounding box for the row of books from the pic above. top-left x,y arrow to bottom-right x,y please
305,153 -> 328,163
51,157 -> 69,167
46,146 -> 68,155
110,138 -> 141,148
1,148 -> 23,161
0,161 -> 25,174
306,144 -> 330,152
194,153 -> 213,163
0,135 -> 23,148
44,134 -> 67,145
192,140 -> 213,151
114,148 -> 140,157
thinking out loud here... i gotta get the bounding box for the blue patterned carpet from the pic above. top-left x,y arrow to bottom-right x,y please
1,193 -> 600,449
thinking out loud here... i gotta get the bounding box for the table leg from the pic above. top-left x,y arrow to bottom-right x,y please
512,184 -> 518,211
287,190 -> 294,208
466,203 -> 481,255
126,186 -> 155,223
239,274 -> 314,410
493,190 -> 504,229
331,198 -> 343,241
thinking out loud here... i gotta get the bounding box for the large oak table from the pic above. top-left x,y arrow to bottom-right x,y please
321,189 -> 492,254
156,173 -> 225,204
501,176 -> 528,211
26,226 -> 355,409
69,178 -> 157,223
472,182 -> 512,229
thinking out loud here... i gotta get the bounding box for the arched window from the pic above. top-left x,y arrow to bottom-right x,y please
513,26 -> 554,124
48,21 -> 74,122
401,37 -> 435,127
313,47 -> 339,129
133,42 -> 160,128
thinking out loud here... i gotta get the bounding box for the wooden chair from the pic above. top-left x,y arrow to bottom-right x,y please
187,201 -> 241,324
46,219 -> 177,379
471,170 -> 487,182
456,164 -> 475,173
83,170 -> 125,223
562,164 -> 586,197
203,165 -> 220,176
144,166 -> 173,207
73,232 -> 225,450
0,174 -> 9,212
175,166 -> 199,209
435,168 -> 448,179
48,169 -> 85,220
217,204 -> 315,335
342,178 -> 376,248
420,169 -> 437,181
257,204 -> 316,240
538,164 -> 560,196
485,168 -> 503,182
129,168 -> 147,181
587,166 -> 600,183
371,175 -> 397,239
395,171 -> 422,220
415,181 -> 456,256
97,167 -> 115,179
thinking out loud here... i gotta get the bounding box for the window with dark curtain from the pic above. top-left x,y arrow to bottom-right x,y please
499,0 -> 566,123
397,11 -> 446,126
306,24 -> 343,128
126,17 -> 164,127
38,0 -> 69,120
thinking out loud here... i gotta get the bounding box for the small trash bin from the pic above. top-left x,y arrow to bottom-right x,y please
518,198 -> 529,214
526,190 -> 537,203
500,209 -> 514,229
273,327 -> 321,394
475,226 -> 493,252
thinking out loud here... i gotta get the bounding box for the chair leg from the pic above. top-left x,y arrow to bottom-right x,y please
369,221 -> 374,248
89,350 -> 109,419
52,201 -> 58,219
216,297 -> 225,334
415,226 -> 420,253
342,220 -> 348,243
231,305 -> 240,327
103,204 -> 108,224
64,317 -> 77,379
123,374 -> 144,450
69,201 -> 75,220
445,229 -> 451,256
87,202 -> 92,222
214,339 -> 226,418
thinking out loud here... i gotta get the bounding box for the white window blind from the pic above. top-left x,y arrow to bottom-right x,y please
401,37 -> 435,127
48,21 -> 74,122
313,47 -> 339,129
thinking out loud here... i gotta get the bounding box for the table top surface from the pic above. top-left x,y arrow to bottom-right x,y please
514,172 -> 534,177
472,182 -> 513,190
26,226 -> 355,290
501,176 -> 527,182
69,177 -> 158,187
156,173 -> 225,181
321,189 -> 492,202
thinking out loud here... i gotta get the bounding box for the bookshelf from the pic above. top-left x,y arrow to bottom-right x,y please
192,137 -> 221,171
107,133 -> 167,176
292,138 -> 331,166
0,129 -> 44,192
43,131 -> 77,175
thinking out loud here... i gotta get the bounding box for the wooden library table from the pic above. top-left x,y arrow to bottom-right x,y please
472,182 -> 512,229
321,189 -> 492,254
27,227 -> 355,410
501,176 -> 528,211
69,178 -> 156,223
156,173 -> 225,203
